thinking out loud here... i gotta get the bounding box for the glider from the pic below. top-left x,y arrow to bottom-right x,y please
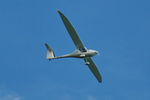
45,11 -> 102,83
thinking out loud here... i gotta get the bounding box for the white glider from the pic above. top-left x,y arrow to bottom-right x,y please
45,11 -> 102,83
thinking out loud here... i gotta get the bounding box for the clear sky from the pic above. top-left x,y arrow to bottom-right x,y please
0,0 -> 150,100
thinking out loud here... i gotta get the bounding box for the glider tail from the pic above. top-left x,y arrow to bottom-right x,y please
45,43 -> 55,60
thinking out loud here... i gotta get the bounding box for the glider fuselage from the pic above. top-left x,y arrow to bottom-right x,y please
54,49 -> 98,59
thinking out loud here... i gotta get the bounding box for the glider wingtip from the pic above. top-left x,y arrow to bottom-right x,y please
57,10 -> 62,15
98,78 -> 102,83
44,43 -> 48,47
99,80 -> 102,83
57,10 -> 65,17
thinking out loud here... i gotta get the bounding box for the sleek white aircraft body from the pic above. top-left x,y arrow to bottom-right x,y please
45,11 -> 102,83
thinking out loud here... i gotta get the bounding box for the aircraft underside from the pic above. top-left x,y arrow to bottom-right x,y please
45,11 -> 102,83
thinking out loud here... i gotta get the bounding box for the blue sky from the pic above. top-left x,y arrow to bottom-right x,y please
0,0 -> 150,100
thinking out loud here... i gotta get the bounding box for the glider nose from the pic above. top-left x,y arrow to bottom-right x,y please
95,51 -> 99,55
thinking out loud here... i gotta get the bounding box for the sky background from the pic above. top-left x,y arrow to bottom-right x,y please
0,0 -> 150,100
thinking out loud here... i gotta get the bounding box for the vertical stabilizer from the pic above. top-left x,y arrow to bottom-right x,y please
45,43 -> 55,59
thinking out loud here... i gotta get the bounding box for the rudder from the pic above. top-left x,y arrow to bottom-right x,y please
45,43 -> 55,59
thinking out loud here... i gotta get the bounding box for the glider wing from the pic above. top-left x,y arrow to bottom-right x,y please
84,57 -> 102,83
58,11 -> 87,52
